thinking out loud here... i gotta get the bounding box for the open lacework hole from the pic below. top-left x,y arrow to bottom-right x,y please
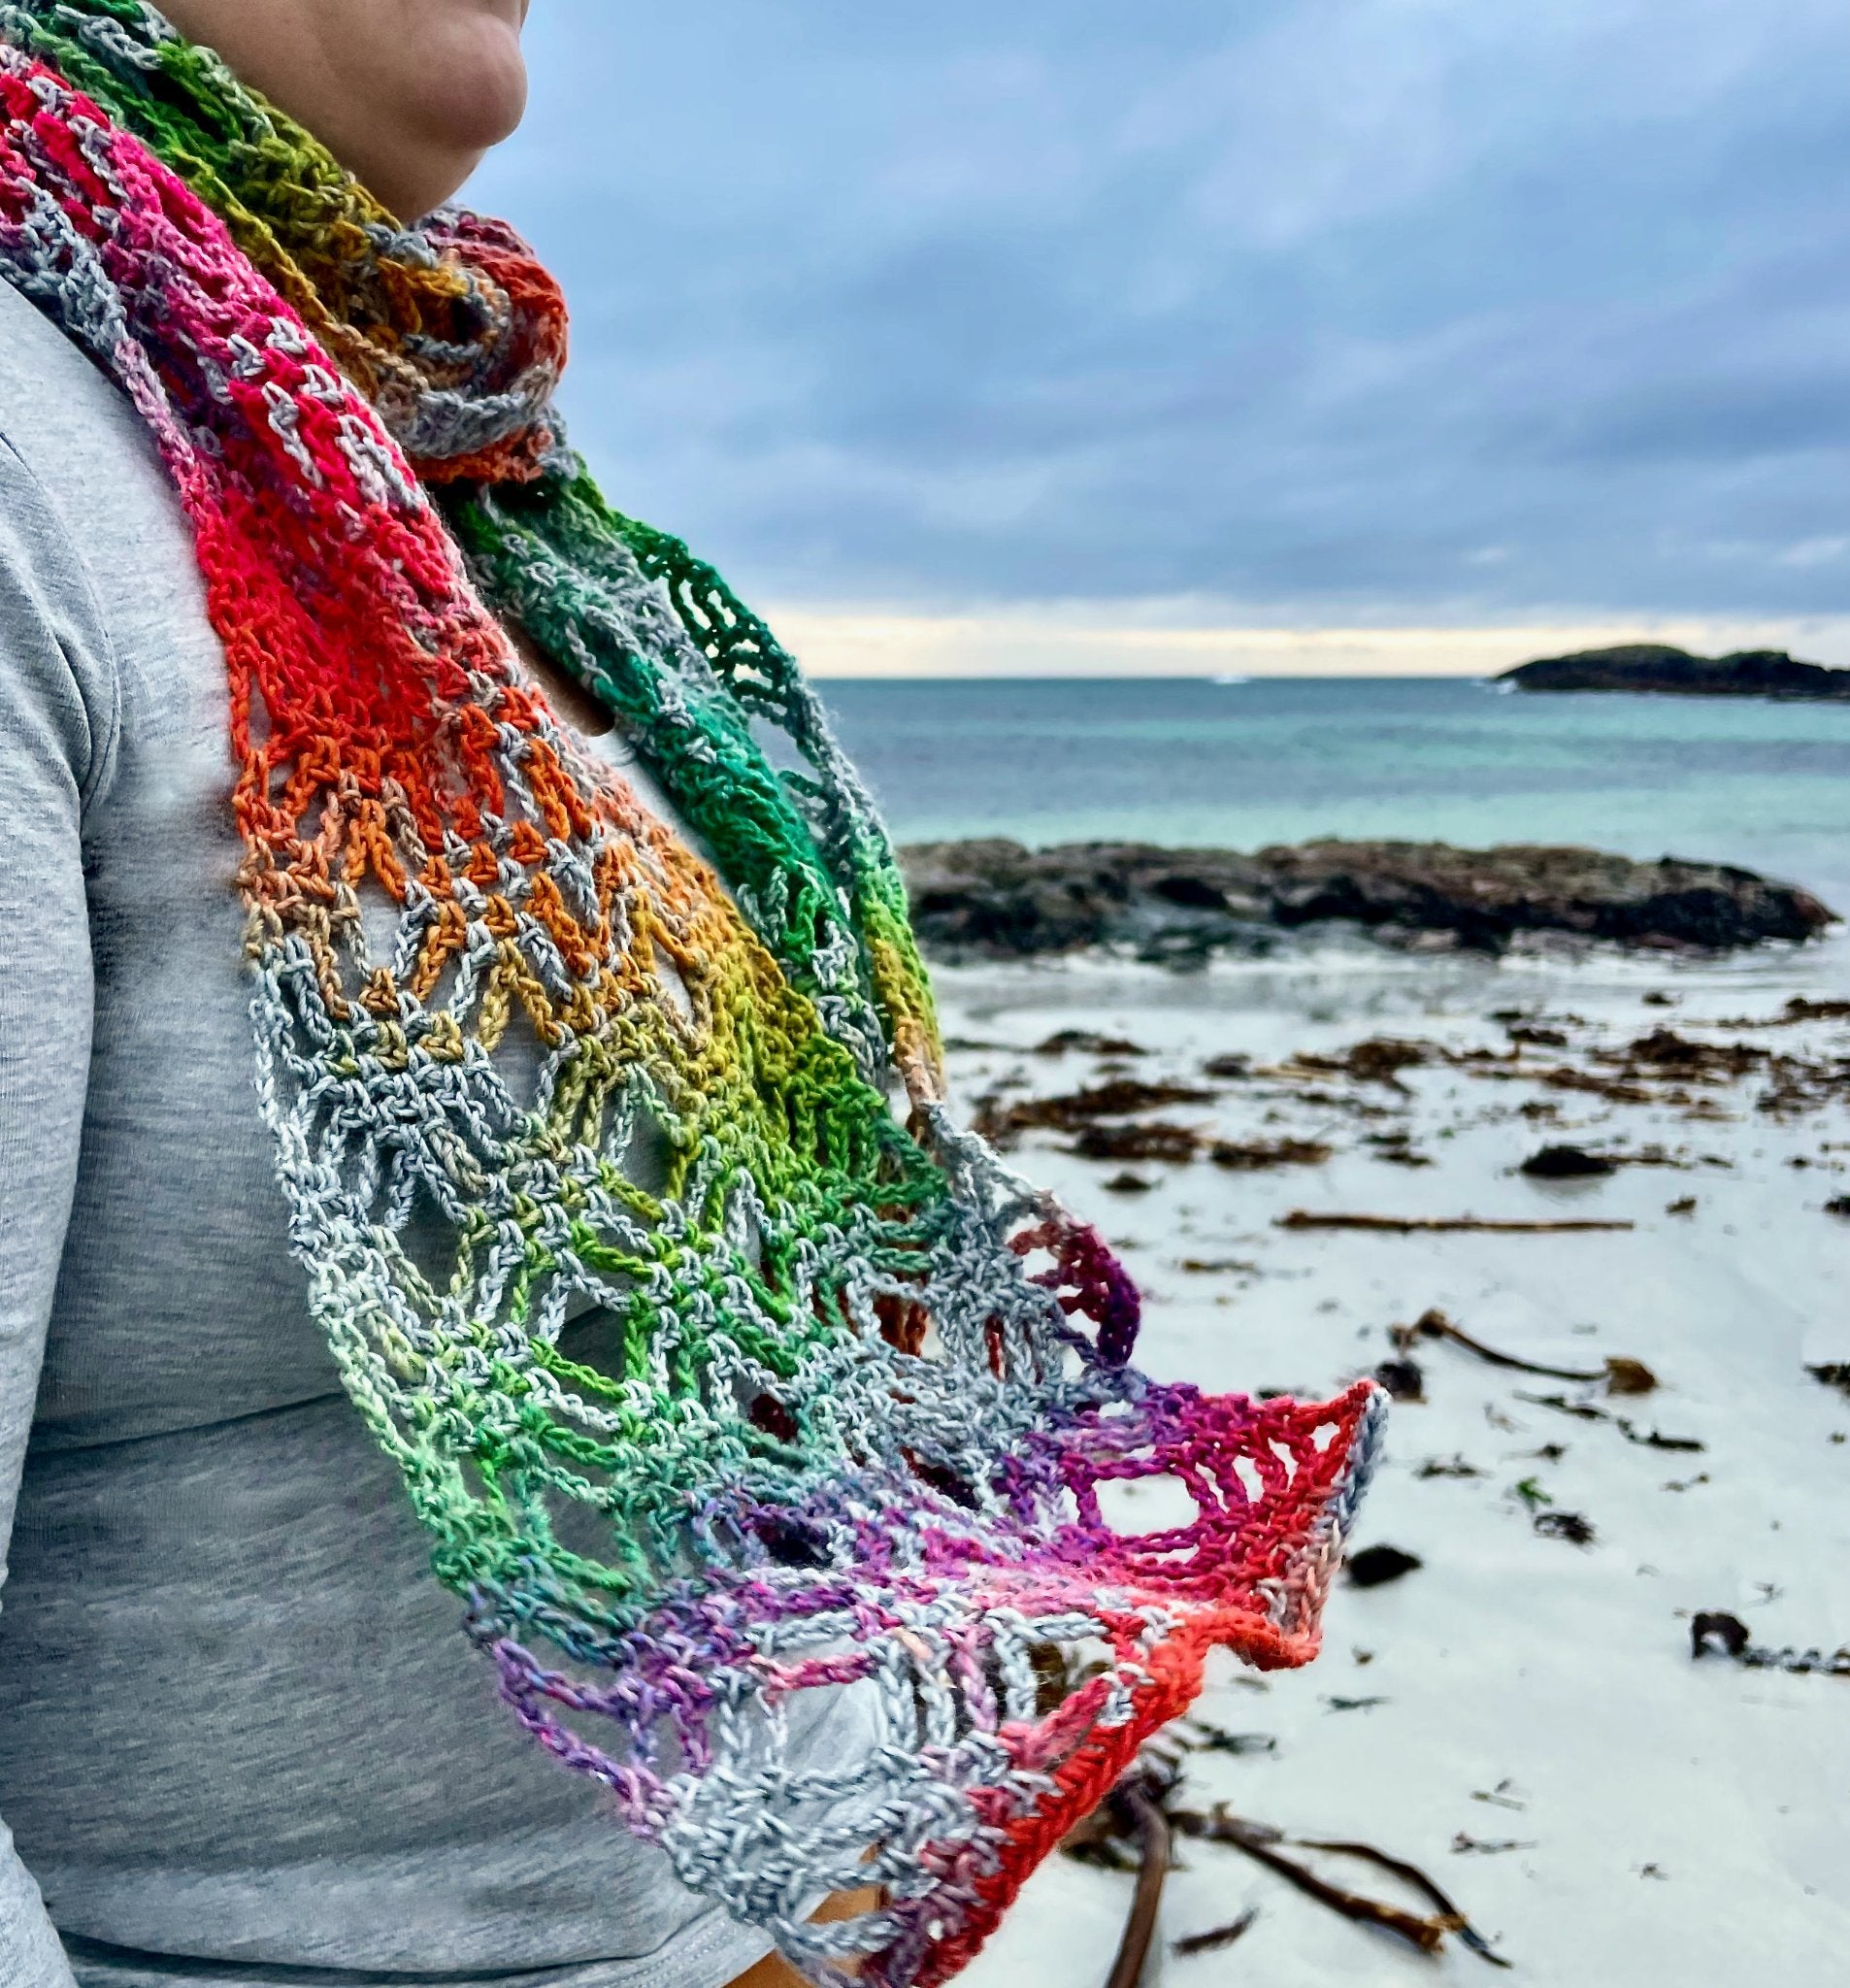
1087,1421 -> 1325,1563
496,1414 -> 716,1589
356,891 -> 401,985
1095,1470 -> 1204,1541
747,1507 -> 834,1570
405,936 -> 469,1017
1000,1214 -> 1139,1377
748,1391 -> 801,1445
552,1300 -> 629,1379
383,1176 -> 467,1293
746,704 -> 810,777
541,1062 -> 680,1189
613,1093 -> 678,1191
647,938 -> 697,1026
902,1448 -> 981,1511
1018,1632 -> 1117,1720
530,1475 -> 629,1570
874,1289 -> 937,1360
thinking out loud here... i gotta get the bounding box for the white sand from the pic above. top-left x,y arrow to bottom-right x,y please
941,930 -> 1850,1986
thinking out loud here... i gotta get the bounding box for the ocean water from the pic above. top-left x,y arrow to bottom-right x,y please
816,677 -> 1850,911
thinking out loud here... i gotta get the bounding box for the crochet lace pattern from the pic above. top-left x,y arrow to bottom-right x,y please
0,7 -> 1383,1981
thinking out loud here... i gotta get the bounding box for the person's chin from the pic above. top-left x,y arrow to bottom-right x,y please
413,26 -> 530,153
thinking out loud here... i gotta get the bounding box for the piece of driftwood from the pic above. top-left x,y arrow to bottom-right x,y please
1280,1210 -> 1634,1234
1183,1815 -> 1453,1955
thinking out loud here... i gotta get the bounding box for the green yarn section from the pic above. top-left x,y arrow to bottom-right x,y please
592,494 -> 942,1074
344,899 -> 955,1615
446,470 -> 939,1079
448,478 -> 867,1004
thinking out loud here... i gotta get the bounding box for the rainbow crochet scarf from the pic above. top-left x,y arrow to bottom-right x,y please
0,6 -> 1382,1980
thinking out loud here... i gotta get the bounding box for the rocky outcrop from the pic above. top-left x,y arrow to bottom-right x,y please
1500,643 -> 1850,699
899,838 -> 1836,964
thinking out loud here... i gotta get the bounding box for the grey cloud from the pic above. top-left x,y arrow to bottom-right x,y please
472,0 -> 1850,618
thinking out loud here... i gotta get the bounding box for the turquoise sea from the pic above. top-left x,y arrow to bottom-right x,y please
816,677 -> 1850,914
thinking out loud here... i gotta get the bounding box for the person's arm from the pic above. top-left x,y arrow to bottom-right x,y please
0,430 -> 116,1988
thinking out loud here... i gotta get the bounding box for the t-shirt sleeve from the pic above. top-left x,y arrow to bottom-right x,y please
0,430 -> 116,1988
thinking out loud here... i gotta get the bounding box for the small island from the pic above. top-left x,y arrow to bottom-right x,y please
1499,642 -> 1850,699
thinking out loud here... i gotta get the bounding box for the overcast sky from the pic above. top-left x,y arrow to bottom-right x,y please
470,2 -> 1850,670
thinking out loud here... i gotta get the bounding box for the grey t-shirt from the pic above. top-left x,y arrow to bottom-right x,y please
0,275 -> 805,1988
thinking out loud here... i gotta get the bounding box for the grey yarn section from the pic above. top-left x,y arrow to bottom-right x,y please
0,273 -> 882,1987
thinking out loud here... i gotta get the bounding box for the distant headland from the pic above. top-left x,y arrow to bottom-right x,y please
1499,642 -> 1850,699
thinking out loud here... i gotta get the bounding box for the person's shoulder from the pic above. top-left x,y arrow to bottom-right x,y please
0,274 -> 215,624
0,275 -> 159,496
0,281 -> 132,805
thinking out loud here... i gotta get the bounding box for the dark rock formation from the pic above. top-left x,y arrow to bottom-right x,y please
899,838 -> 1835,963
1500,642 -> 1850,699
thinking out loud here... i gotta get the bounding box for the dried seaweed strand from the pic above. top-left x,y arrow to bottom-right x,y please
1173,1905 -> 1260,1958
1398,1309 -> 1657,1395
1399,1309 -> 1605,1382
1105,1784 -> 1173,1988
1293,1835 -> 1514,1968
1177,1812 -> 1454,1954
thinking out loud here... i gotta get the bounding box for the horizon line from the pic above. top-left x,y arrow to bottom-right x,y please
760,606 -> 1850,679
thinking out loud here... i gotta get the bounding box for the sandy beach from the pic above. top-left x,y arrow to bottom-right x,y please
942,925 -> 1850,1985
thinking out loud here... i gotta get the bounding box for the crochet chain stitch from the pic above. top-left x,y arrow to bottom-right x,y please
0,7 -> 1384,1982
